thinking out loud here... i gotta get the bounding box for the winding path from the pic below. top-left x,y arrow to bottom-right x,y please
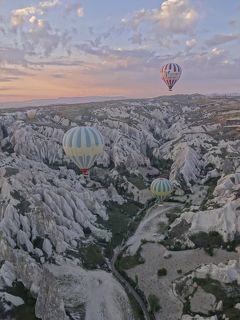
110,201 -> 157,320
111,202 -> 182,320
111,246 -> 151,320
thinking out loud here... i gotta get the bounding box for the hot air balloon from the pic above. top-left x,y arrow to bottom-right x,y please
150,178 -> 172,202
26,109 -> 37,120
63,126 -> 104,175
160,63 -> 182,91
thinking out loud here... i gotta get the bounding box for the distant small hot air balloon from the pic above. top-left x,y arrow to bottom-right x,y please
160,63 -> 182,91
150,178 -> 173,202
62,126 -> 104,175
26,109 -> 37,120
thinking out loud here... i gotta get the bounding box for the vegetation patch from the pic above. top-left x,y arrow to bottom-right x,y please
128,293 -> 145,320
80,244 -> 106,270
223,233 -> 240,251
114,264 -> 151,319
148,294 -> 161,313
200,177 -> 219,210
169,220 -> 191,239
158,221 -> 168,233
190,231 -> 223,255
182,298 -> 191,315
177,173 -> 192,194
204,163 -> 216,174
150,158 -> 173,177
50,160 -> 80,175
194,278 -> 240,319
0,281 -> 39,320
99,201 -> 141,252
11,190 -> 31,216
4,167 -> 19,177
162,220 -> 191,250
166,207 -> 182,224
32,237 -> 44,250
157,268 -> 167,277
66,304 -> 86,319
117,246 -> 145,270
127,175 -> 146,190
1,142 -> 14,154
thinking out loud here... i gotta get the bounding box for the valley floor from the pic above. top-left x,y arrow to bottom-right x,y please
127,243 -> 238,319
123,204 -> 239,320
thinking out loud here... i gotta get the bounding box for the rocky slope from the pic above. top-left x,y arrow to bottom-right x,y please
0,94 -> 240,319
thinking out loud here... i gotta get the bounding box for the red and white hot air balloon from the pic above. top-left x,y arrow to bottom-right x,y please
160,63 -> 182,91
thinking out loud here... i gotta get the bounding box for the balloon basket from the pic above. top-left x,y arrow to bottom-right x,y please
80,169 -> 89,176
156,199 -> 163,206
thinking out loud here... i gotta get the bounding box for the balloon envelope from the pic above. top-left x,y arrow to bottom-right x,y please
160,63 -> 182,91
63,126 -> 104,175
150,178 -> 172,201
26,109 -> 37,120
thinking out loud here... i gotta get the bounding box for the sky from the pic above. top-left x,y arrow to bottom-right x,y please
0,0 -> 239,102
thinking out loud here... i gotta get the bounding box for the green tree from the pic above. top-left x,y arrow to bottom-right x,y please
157,268 -> 167,277
148,294 -> 161,313
134,274 -> 139,287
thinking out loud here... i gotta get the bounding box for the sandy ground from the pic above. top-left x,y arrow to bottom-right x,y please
127,243 -> 239,320
126,203 -> 181,255
124,203 -> 239,319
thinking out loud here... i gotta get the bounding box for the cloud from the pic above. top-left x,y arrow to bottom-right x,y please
11,1 -> 60,27
122,0 -> 199,34
31,59 -> 85,67
1,0 -> 238,96
51,73 -> 66,78
0,77 -> 18,82
186,38 -> 197,49
75,41 -> 180,74
21,27 -> 72,57
0,26 -> 6,35
121,8 -> 148,29
11,6 -> 40,27
0,65 -> 33,83
9,2 -> 73,57
65,3 -> 84,17
88,27 -> 94,35
229,20 -> 237,27
0,87 -> 11,91
129,32 -> 143,45
206,33 -> 240,46
0,47 -> 28,66
211,47 -> 223,56
77,7 -> 84,17
39,0 -> 60,9
175,48 -> 240,81
29,16 -> 46,29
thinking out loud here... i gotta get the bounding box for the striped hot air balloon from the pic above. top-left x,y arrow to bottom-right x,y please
63,126 -> 104,175
160,63 -> 182,91
150,178 -> 173,202
26,109 -> 37,120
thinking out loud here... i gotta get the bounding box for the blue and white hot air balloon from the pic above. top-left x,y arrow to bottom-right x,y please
63,126 -> 104,175
150,178 -> 173,202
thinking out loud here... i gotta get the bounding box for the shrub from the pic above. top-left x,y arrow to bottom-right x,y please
157,268 -> 167,277
134,274 -> 139,287
148,294 -> 161,313
190,231 -> 223,250
204,246 -> 214,256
